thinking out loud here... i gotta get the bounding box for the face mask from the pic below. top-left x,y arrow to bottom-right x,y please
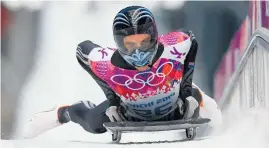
121,47 -> 158,67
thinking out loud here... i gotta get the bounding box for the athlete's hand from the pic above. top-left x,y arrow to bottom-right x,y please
183,96 -> 199,119
105,106 -> 124,122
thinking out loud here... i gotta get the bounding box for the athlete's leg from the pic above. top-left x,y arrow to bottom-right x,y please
23,100 -> 110,138
59,100 -> 110,134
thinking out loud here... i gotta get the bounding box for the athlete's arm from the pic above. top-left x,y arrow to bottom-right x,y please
76,40 -> 120,106
179,32 -> 198,101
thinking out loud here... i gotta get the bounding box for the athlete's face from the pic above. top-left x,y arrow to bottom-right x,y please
123,34 -> 151,71
123,34 -> 151,51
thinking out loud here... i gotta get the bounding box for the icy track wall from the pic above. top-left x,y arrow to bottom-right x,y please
219,27 -> 269,111
213,1 -> 269,144
214,0 -> 269,121
214,1 -> 269,100
215,28 -> 269,147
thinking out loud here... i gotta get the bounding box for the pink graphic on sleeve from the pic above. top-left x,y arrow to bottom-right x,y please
98,48 -> 108,59
159,32 -> 189,46
170,47 -> 186,59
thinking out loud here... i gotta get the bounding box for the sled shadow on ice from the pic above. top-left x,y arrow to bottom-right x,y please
68,136 -> 210,145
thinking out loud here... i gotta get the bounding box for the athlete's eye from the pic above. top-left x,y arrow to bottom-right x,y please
141,39 -> 151,49
125,42 -> 137,50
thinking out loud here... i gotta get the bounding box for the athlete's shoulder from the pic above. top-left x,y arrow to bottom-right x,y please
77,40 -> 101,55
158,31 -> 191,47
157,31 -> 192,62
77,40 -> 116,62
88,46 -> 116,62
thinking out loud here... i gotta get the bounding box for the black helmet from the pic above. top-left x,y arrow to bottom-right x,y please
112,6 -> 158,67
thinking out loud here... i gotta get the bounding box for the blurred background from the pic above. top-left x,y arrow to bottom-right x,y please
1,1 -> 266,140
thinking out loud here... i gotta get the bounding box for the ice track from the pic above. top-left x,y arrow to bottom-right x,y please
2,2 -> 268,148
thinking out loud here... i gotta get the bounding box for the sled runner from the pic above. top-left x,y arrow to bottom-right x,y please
103,118 -> 210,143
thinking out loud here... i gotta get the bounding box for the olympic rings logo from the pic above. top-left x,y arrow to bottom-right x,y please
110,62 -> 174,90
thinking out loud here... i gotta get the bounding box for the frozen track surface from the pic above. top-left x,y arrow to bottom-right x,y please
3,109 -> 269,148
5,2 -> 269,148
